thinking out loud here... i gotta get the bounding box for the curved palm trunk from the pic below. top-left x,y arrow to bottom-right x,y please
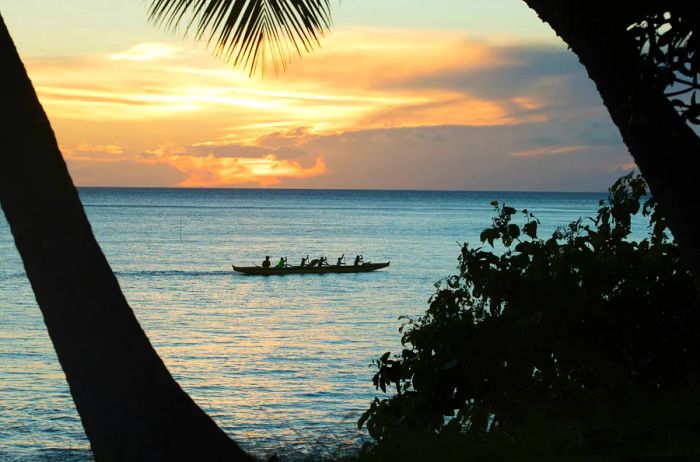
0,14 -> 252,462
523,1 -> 700,294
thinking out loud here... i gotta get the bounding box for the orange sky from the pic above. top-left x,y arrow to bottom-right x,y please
3,3 -> 634,190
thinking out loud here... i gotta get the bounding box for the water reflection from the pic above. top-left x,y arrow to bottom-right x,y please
0,189 -> 619,460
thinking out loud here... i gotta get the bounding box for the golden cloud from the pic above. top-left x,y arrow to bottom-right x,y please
509,145 -> 589,158
60,140 -> 327,187
172,154 -> 327,187
110,43 -> 183,62
21,28 -> 593,188
27,29 -> 546,133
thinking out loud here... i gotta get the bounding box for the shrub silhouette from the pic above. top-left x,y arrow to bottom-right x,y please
360,173 -> 699,445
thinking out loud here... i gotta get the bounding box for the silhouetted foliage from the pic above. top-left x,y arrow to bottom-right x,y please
627,4 -> 700,125
359,173 -> 700,445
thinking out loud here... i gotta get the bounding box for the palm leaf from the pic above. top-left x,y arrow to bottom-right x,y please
148,0 -> 332,75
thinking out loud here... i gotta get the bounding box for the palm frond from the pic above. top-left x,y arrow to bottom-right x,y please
148,0 -> 332,75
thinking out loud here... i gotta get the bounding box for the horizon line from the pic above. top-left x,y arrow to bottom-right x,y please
75,185 -> 608,194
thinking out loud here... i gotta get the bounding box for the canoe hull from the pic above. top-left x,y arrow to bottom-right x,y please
232,262 -> 390,275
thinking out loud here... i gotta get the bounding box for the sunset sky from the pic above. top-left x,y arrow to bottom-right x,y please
0,1 -> 634,190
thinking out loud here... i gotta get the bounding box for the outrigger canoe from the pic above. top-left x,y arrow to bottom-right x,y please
232,261 -> 390,275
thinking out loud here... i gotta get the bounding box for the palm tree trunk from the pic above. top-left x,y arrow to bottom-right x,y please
0,13 -> 252,462
523,1 -> 700,294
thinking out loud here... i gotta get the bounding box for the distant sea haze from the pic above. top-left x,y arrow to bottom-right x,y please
2,188 -> 646,461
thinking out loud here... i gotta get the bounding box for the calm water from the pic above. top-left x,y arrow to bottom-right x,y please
1,188 -> 627,461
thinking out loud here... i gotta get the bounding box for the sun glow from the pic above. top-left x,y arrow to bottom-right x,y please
18,26 -> 599,188
173,154 -> 328,187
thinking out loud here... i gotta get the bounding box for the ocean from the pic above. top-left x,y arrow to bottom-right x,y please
1,188 -> 635,461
